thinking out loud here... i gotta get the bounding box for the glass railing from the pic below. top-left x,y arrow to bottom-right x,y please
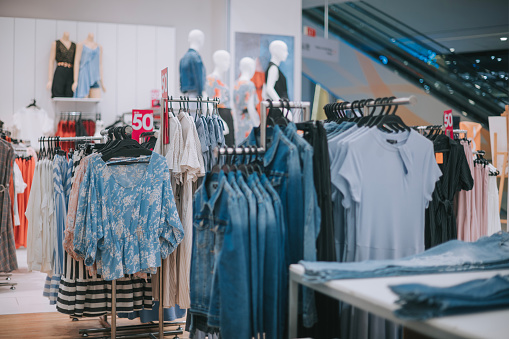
303,1 -> 508,125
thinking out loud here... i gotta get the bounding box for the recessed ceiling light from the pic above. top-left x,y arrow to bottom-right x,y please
475,59 -> 480,63
501,37 -> 508,41
497,58 -> 502,61
491,56 -> 496,59
449,48 -> 455,52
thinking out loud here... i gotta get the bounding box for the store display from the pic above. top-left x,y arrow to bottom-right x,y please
233,57 -> 259,144
180,29 -> 206,98
72,33 -> 104,99
48,32 -> 76,98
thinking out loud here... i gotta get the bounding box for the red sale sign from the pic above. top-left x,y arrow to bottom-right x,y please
132,110 -> 154,142
151,89 -> 160,107
161,68 -> 168,98
444,109 -> 453,138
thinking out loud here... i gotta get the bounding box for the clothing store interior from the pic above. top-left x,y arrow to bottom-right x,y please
0,0 -> 508,338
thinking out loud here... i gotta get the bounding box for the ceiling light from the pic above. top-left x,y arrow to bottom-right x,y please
497,58 -> 502,61
491,56 -> 496,59
501,37 -> 508,41
449,48 -> 455,52
475,59 -> 480,63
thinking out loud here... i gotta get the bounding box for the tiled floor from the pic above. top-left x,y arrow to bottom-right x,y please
0,248 -> 57,315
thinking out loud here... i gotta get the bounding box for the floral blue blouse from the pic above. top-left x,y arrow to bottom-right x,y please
73,153 -> 184,280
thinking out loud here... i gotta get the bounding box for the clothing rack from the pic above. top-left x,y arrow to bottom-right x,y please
259,100 -> 312,150
453,129 -> 468,138
74,126 -> 183,339
0,273 -> 16,290
159,96 -> 220,154
59,111 -> 102,121
324,96 -> 417,119
38,136 -> 104,142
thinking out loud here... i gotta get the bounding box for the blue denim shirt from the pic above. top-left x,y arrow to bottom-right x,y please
180,49 -> 206,94
190,171 -> 251,338
242,125 -> 303,264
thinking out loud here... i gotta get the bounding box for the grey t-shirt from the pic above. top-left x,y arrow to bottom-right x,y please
334,128 -> 442,262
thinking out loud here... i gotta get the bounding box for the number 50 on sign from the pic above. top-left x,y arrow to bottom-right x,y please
131,109 -> 154,142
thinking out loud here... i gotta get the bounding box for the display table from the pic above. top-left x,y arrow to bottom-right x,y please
289,264 -> 509,339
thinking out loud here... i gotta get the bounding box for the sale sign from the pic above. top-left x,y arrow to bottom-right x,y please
161,68 -> 168,98
151,89 -> 160,107
161,68 -> 169,145
444,109 -> 453,138
131,110 -> 154,142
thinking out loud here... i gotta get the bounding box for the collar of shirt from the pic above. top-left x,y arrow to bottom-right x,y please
200,171 -> 228,214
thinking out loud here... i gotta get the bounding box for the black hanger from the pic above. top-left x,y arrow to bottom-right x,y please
26,99 -> 39,109
274,99 -> 289,126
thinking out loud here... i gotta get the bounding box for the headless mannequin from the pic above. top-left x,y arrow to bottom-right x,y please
72,33 -> 106,98
266,40 -> 292,120
47,32 -> 72,90
238,57 -> 260,126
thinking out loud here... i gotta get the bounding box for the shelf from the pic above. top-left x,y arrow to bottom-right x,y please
52,98 -> 101,103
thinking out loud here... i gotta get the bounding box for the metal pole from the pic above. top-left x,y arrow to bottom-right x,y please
111,280 -> 116,339
159,267 -> 163,338
324,0 -> 329,39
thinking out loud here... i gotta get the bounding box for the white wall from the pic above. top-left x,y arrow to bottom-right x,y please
0,17 -> 176,127
229,0 -> 303,101
0,0 -> 229,99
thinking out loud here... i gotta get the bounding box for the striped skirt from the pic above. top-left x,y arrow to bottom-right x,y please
57,252 -> 153,317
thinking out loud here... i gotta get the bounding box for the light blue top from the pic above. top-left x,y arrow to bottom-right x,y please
74,45 -> 100,98
73,153 -> 184,280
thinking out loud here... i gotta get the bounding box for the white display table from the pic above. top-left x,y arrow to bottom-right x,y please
289,264 -> 509,339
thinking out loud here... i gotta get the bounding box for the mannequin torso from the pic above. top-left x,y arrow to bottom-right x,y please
72,33 -> 105,98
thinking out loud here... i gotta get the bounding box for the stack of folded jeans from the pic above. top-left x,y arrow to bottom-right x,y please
300,232 -> 509,283
389,274 -> 509,320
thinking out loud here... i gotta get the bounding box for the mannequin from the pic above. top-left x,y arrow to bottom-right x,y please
47,32 -> 76,97
206,50 -> 234,145
265,40 -> 292,120
234,57 -> 260,144
72,33 -> 106,98
179,29 -> 207,99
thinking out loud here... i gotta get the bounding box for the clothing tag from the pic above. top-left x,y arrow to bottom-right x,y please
435,152 -> 444,164
386,139 -> 398,144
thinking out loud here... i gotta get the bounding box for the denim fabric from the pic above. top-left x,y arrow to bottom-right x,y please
190,173 -> 220,318
207,117 -> 217,170
241,126 -> 303,264
300,232 -> 509,283
390,274 -> 509,320
260,174 -> 286,339
254,175 -> 279,339
200,116 -> 211,171
284,123 -> 321,328
218,172 -> 251,338
180,49 -> 206,94
237,171 -> 259,337
248,174 -> 266,336
194,116 -> 210,171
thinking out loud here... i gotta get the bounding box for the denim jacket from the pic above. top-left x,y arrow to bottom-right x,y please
180,49 -> 206,94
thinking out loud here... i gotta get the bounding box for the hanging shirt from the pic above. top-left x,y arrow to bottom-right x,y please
12,107 -> 55,151
336,129 -> 442,261
425,135 -> 473,249
73,153 -> 184,280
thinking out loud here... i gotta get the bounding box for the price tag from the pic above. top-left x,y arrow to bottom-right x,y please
444,109 -> 453,138
435,152 -> 444,164
131,109 -> 154,142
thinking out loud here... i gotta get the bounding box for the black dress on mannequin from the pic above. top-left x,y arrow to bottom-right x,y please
52,40 -> 76,98
265,62 -> 288,121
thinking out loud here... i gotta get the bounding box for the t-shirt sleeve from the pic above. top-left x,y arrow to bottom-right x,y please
336,147 -> 362,208
423,147 -> 442,208
457,145 -> 474,191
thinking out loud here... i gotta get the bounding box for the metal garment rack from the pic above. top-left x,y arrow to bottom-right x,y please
159,96 -> 220,155
325,96 -> 417,118
0,273 -> 16,290
258,100 -> 312,150
59,111 -> 102,121
71,128 -> 183,339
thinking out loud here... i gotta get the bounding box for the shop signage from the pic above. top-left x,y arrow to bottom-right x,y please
131,109 -> 154,142
151,89 -> 160,107
161,68 -> 168,98
302,35 -> 339,63
303,26 -> 316,37
444,109 -> 453,138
